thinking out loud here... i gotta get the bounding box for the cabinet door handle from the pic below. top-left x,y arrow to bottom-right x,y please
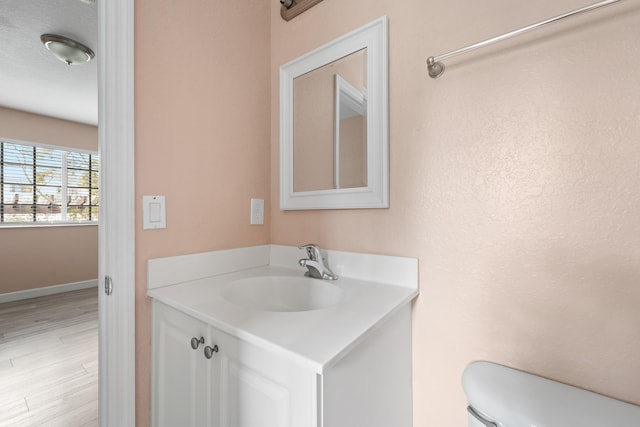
204,345 -> 219,359
190,336 -> 205,350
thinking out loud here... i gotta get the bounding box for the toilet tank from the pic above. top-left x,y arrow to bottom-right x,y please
462,361 -> 640,427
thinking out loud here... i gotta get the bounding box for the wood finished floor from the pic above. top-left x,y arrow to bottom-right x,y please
0,288 -> 98,426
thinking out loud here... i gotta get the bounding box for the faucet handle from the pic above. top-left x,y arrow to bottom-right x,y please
298,243 -> 321,261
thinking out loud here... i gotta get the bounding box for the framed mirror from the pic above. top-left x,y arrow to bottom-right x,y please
280,16 -> 388,210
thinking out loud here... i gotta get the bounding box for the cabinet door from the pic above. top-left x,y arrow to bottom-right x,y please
152,302 -> 212,427
212,330 -> 317,427
153,302 -> 316,427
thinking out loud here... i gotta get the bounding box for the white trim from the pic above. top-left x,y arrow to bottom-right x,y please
0,279 -> 98,304
98,0 -> 136,425
280,16 -> 389,210
0,136 -> 99,155
334,74 -> 367,189
0,222 -> 98,228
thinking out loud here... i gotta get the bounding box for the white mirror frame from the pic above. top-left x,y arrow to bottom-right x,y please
279,16 -> 388,210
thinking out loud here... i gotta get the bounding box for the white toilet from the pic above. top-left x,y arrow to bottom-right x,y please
463,361 -> 640,427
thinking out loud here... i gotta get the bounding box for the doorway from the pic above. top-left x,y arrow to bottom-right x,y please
0,0 -> 136,425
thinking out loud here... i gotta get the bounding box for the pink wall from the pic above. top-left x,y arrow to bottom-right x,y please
134,0 -> 271,424
0,106 -> 97,151
0,226 -> 98,293
270,0 -> 640,425
0,107 -> 98,294
134,0 -> 640,425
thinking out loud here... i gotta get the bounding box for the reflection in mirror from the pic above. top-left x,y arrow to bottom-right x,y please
280,16 -> 388,210
292,49 -> 366,192
335,72 -> 367,189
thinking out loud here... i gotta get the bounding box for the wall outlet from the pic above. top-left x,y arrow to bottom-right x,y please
250,198 -> 264,225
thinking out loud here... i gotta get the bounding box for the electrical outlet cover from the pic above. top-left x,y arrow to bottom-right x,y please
250,198 -> 264,225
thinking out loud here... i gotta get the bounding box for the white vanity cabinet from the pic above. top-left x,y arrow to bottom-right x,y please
152,301 -> 317,427
149,245 -> 418,427
152,299 -> 413,427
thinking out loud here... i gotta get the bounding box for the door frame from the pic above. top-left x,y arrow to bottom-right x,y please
98,0 -> 136,425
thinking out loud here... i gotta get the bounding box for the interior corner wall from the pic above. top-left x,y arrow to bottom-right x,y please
0,107 -> 98,295
270,0 -> 640,425
134,0 -> 271,425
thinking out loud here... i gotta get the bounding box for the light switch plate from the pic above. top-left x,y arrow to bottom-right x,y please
143,195 -> 166,229
250,198 -> 264,225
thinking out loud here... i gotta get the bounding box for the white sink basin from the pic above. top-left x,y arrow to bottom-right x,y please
221,276 -> 343,312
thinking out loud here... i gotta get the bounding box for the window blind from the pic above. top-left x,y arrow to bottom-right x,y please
0,140 -> 99,224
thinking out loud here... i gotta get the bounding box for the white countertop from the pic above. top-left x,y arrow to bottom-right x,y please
147,264 -> 417,373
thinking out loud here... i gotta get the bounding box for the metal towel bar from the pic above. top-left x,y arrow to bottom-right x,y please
427,0 -> 623,78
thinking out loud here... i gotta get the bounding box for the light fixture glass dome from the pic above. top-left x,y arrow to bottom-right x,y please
40,34 -> 95,65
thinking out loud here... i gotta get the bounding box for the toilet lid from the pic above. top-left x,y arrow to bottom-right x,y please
462,361 -> 640,427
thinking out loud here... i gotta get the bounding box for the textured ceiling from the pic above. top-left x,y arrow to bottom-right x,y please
0,0 -> 97,125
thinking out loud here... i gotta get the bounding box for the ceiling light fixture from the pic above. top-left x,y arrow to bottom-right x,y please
40,34 -> 95,65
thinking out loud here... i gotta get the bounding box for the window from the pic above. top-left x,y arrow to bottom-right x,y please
0,140 -> 99,224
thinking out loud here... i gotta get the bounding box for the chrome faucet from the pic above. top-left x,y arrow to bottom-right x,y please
298,244 -> 338,280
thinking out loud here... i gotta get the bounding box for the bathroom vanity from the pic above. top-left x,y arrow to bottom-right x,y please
148,245 -> 418,427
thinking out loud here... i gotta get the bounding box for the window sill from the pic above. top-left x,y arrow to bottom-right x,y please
0,222 -> 99,229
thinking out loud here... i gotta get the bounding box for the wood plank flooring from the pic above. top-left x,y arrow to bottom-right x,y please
0,288 -> 98,426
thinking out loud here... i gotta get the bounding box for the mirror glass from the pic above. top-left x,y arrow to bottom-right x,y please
335,70 -> 368,189
280,17 -> 388,210
293,49 -> 367,192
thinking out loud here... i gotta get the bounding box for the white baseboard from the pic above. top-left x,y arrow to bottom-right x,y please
0,279 -> 98,304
